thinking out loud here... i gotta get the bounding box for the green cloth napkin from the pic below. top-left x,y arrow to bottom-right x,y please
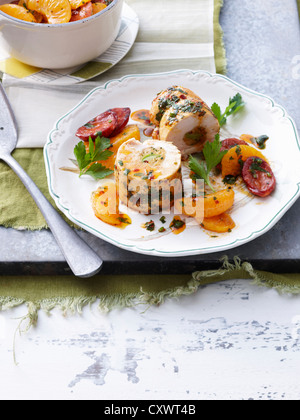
2,257 -> 300,331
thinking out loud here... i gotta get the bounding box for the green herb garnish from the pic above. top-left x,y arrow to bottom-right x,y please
211,93 -> 245,127
73,135 -> 114,180
170,218 -> 185,229
189,134 -> 227,192
249,158 -> 271,179
145,220 -> 155,231
254,135 -> 269,149
223,175 -> 237,185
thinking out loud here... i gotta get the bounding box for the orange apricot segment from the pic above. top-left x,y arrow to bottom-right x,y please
103,125 -> 141,171
69,0 -> 90,10
174,188 -> 234,222
91,183 -> 131,228
203,188 -> 235,219
0,4 -> 37,22
221,144 -> 268,178
18,0 -> 44,22
27,0 -> 71,23
174,196 -> 204,220
201,213 -> 236,233
91,183 -> 120,226
92,2 -> 107,14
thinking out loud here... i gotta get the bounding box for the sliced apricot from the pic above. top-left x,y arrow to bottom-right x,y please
201,213 -> 236,233
69,0 -> 90,10
0,4 -> 37,22
18,0 -> 44,22
91,183 -> 120,226
91,183 -> 131,228
221,145 -> 268,178
175,188 -> 234,223
174,196 -> 204,219
92,2 -> 107,14
203,188 -> 235,218
102,125 -> 141,171
27,0 -> 71,24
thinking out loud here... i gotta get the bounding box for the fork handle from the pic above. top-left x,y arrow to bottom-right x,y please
3,153 -> 103,278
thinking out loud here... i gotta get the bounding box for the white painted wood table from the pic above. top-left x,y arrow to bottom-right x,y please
0,280 -> 300,400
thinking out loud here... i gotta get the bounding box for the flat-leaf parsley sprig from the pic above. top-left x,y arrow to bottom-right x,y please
211,93 -> 245,127
73,135 -> 114,180
189,134 -> 227,192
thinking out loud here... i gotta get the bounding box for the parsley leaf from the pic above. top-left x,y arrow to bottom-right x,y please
189,135 -> 227,192
211,93 -> 245,127
74,135 -> 114,180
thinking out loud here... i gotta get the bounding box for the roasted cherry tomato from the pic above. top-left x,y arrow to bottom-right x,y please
242,157 -> 276,197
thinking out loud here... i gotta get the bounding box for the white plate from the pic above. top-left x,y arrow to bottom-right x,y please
44,70 -> 300,257
0,3 -> 139,85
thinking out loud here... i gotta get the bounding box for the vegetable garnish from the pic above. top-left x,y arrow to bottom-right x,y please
73,136 -> 114,180
189,135 -> 227,192
254,134 -> 269,150
211,93 -> 245,127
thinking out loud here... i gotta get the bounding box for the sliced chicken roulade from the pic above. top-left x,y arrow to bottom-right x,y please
115,139 -> 182,215
150,85 -> 220,160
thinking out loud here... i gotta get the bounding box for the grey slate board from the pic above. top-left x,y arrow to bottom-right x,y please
0,0 -> 300,275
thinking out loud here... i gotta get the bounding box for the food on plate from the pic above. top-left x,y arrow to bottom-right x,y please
242,157 -> 276,197
76,108 -> 131,141
169,216 -> 186,235
221,144 -> 268,178
104,124 -> 141,171
149,86 -> 220,159
115,139 -> 182,214
220,137 -> 249,152
73,135 -> 114,180
211,93 -> 245,127
188,134 -> 227,192
203,188 -> 235,218
214,137 -> 249,171
174,188 -> 234,219
69,86 -> 276,236
200,213 -> 236,233
240,133 -> 269,150
0,0 -> 112,24
91,182 -> 131,228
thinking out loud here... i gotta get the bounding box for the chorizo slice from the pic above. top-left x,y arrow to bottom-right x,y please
76,110 -> 118,141
108,107 -> 131,137
242,157 -> 276,197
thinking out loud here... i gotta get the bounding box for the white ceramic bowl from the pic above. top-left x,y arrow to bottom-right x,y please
0,0 -> 124,69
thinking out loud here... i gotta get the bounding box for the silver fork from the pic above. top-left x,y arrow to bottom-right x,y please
0,83 -> 103,278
